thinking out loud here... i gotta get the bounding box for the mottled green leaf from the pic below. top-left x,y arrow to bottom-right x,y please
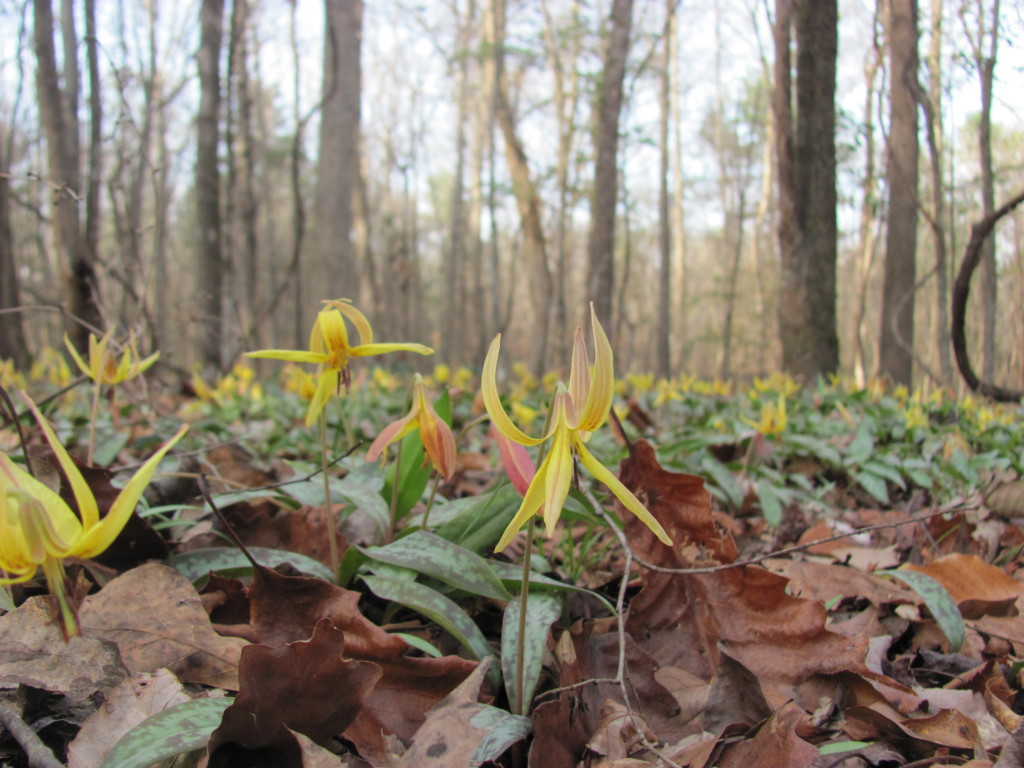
362,530 -> 510,601
501,592 -> 561,715
470,706 -> 531,763
360,574 -> 499,689
100,697 -> 231,768
879,569 -> 964,651
167,546 -> 333,583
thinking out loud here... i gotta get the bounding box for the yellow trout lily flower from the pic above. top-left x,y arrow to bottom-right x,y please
0,394 -> 186,638
483,306 -> 672,552
64,329 -> 159,386
742,395 -> 787,438
365,374 -> 456,481
246,299 -> 433,426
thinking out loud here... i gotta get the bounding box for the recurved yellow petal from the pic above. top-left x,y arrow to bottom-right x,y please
482,335 -> 545,447
326,299 -> 375,346
575,438 -> 672,546
575,305 -> 614,432
351,342 -> 434,357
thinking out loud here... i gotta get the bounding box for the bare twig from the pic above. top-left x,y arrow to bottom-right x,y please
0,702 -> 64,768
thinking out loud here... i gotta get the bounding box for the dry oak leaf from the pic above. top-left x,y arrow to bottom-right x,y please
67,668 -> 191,768
903,553 -> 1024,618
0,596 -> 128,705
618,442 -> 867,696
209,618 -> 382,768
79,562 -> 247,690
391,658 -> 525,768
716,701 -> 818,768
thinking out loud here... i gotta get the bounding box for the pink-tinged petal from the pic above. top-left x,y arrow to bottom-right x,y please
245,349 -> 327,364
540,422 -> 573,538
305,368 -> 340,427
576,304 -> 614,432
420,395 -> 457,481
74,425 -> 187,559
494,466 -> 547,552
566,325 -> 590,426
575,438 -> 672,546
63,334 -> 92,378
482,335 -> 545,447
365,411 -> 419,463
490,424 -> 536,497
350,342 -> 434,358
21,393 -> 100,530
327,299 -> 375,346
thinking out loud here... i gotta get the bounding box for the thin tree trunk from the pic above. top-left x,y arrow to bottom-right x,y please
442,0 -> 474,364
83,0 -> 103,324
878,0 -> 919,385
670,12 -> 688,368
923,0 -> 953,384
195,0 -> 225,368
489,0 -> 551,373
772,0 -> 840,378
656,0 -> 673,378
975,0 -> 1000,380
586,0 -> 633,338
34,0 -> 101,348
313,0 -> 362,305
0,122 -> 28,366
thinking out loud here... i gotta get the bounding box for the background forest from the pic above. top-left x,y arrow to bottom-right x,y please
0,0 -> 1022,390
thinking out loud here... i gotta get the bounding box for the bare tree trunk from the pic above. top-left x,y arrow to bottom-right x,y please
229,0 -> 260,354
541,0 -> 582,359
966,0 -> 1001,381
34,0 -> 101,348
586,0 -> 633,338
0,123 -> 28,366
196,0 -> 225,368
83,0 -> 103,323
720,191 -> 748,380
442,0 -> 474,364
878,0 -> 919,385
772,0 -> 840,378
670,14 -> 688,369
489,0 -> 551,373
656,0 -> 673,378
853,12 -> 882,384
468,6 -> 495,360
313,0 -> 362,306
923,0 -> 953,384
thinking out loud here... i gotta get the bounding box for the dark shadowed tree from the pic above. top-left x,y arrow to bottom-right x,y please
0,123 -> 28,366
33,0 -> 102,349
878,0 -> 919,385
586,0 -> 633,338
312,0 -> 363,311
772,0 -> 839,378
196,0 -> 225,368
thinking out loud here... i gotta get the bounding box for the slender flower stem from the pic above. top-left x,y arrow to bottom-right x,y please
420,473 -> 442,531
87,381 -> 102,466
515,515 -> 535,717
386,437 -> 403,544
319,409 -> 340,580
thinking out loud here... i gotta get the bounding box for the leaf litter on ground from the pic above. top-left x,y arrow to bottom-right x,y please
3,372 -> 1024,766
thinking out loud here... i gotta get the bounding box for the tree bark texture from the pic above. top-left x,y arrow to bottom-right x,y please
586,0 -> 633,338
0,124 -> 28,366
772,0 -> 839,378
656,0 -> 673,378
196,0 -> 225,368
878,0 -> 919,385
34,0 -> 102,349
313,0 -> 362,308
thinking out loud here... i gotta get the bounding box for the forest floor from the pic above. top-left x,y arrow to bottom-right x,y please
1,359 -> 1024,768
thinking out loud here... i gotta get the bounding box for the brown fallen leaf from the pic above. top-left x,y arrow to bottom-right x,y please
79,563 -> 247,690
903,554 -> 1024,618
619,443 -> 867,701
0,597 -> 128,705
209,618 -> 381,767
716,702 -> 818,768
66,669 -> 191,768
392,658 -> 524,768
245,562 -> 478,765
